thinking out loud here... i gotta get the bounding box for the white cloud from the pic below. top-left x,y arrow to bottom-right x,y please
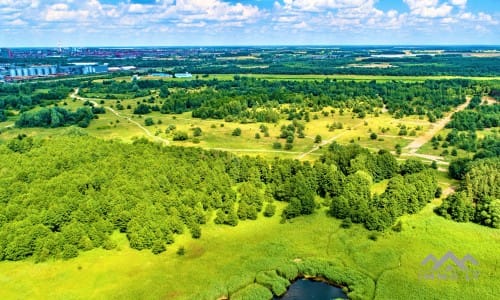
403,0 -> 452,18
0,0 -> 497,45
450,0 -> 467,7
7,18 -> 27,26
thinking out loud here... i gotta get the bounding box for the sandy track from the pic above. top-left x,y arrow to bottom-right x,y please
405,97 -> 471,154
70,89 -> 169,145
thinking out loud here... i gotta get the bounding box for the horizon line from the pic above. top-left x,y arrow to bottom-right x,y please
2,44 -> 500,49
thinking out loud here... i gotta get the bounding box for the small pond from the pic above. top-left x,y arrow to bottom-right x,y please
274,278 -> 348,300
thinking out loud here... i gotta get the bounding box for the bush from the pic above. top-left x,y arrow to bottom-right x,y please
368,233 -> 379,241
151,240 -> 166,254
341,217 -> 352,229
370,132 -> 378,140
255,270 -> 290,296
314,135 -> 322,143
231,283 -> 273,300
263,203 -> 276,217
144,117 -> 154,126
232,128 -> 242,136
273,142 -> 282,149
173,131 -> 188,141
176,246 -> 185,256
133,103 -> 151,115
193,127 -> 203,137
61,244 -> 78,260
392,220 -> 403,232
435,187 -> 443,198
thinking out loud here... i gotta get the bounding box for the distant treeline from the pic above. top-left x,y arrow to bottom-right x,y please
81,77 -> 480,123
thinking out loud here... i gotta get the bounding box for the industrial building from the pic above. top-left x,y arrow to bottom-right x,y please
5,63 -> 108,79
174,72 -> 193,78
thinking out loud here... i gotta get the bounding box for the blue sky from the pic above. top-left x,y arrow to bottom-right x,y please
0,0 -> 498,47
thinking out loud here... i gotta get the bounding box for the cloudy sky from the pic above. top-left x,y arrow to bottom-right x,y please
0,0 -> 498,46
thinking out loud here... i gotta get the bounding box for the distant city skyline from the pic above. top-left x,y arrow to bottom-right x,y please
0,0 -> 498,47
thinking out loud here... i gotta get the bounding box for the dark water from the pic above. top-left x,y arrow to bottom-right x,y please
274,278 -> 348,300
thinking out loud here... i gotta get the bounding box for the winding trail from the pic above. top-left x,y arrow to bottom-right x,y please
296,97 -> 471,161
70,89 -> 169,145
70,88 -> 471,162
296,122 -> 365,160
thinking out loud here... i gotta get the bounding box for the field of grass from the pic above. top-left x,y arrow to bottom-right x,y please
0,197 -> 498,300
0,99 -> 440,162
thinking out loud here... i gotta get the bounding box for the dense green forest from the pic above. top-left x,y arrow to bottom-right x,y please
0,135 -> 438,261
433,92 -> 499,228
437,158 -> 499,228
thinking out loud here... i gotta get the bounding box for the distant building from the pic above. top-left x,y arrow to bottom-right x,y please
0,48 -> 11,58
174,72 -> 192,78
151,73 -> 173,78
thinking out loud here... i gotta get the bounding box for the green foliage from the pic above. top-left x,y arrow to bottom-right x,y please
144,117 -> 154,126
232,127 -> 242,136
230,283 -> 273,300
437,158 -> 499,228
192,127 -> 203,137
263,203 -> 276,217
435,192 -> 474,222
255,270 -> 290,296
400,158 -> 426,175
449,157 -> 472,179
15,107 -> 94,128
176,246 -> 185,256
340,217 -> 352,229
172,131 -> 188,141
314,134 -> 322,143
446,104 -> 499,131
133,103 -> 151,115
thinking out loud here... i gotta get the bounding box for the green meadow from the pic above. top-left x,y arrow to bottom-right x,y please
0,200 -> 498,300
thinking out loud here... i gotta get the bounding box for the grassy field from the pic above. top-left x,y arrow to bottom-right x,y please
0,96 -> 430,161
0,198 -> 498,300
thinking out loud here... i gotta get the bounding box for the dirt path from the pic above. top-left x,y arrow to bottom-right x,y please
484,96 -> 498,105
70,89 -> 169,146
405,97 -> 471,154
207,148 -> 301,154
296,122 -> 365,160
